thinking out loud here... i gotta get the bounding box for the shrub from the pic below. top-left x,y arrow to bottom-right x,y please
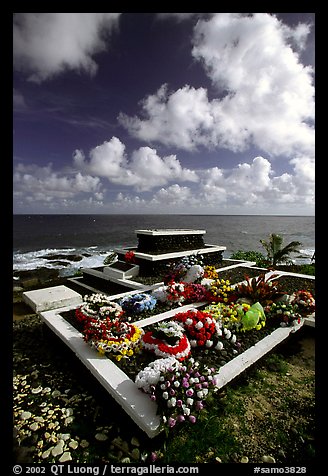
234,273 -> 285,305
230,250 -> 268,267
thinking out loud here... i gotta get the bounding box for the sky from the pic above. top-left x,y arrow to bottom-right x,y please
13,12 -> 315,215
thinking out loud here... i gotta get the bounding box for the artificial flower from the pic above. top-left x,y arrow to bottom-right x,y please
142,321 -> 191,361
119,293 -> 157,315
173,308 -> 237,351
136,357 -> 218,430
291,290 -> 315,316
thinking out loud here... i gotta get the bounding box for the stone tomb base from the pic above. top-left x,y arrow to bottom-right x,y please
114,229 -> 226,277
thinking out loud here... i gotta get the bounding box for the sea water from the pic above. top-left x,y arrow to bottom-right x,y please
13,214 -> 315,277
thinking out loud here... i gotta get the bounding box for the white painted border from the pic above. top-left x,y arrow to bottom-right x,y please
114,244 -> 226,262
214,322 -> 303,389
40,306 -> 162,438
39,299 -> 305,438
135,229 -> 206,236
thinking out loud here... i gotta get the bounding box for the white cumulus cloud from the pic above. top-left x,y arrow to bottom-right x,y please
119,13 -> 314,158
13,13 -> 121,82
13,163 -> 102,204
73,136 -> 198,191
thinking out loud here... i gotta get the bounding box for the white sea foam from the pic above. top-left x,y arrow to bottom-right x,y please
13,247 -> 112,276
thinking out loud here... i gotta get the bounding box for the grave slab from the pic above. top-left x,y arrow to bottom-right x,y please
23,285 -> 83,312
39,300 -> 305,438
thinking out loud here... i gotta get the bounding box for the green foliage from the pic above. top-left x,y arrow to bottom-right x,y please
234,273 -> 285,305
230,250 -> 268,267
260,233 -> 302,266
298,264 -> 315,276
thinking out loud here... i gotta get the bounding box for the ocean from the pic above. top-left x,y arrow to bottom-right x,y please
13,215 -> 315,277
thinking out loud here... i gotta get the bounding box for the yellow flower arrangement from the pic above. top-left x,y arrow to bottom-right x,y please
208,278 -> 233,303
203,265 -> 219,280
89,323 -> 144,362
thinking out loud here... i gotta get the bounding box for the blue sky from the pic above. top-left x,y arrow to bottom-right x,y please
13,13 -> 315,215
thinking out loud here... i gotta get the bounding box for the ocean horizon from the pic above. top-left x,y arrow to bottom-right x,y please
13,214 -> 315,276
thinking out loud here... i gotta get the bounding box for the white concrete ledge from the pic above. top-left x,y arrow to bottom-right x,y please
304,316 -> 315,327
39,307 -> 161,438
214,322 -> 304,389
135,229 -> 206,236
216,260 -> 257,271
114,245 -> 226,262
23,285 -> 83,312
39,300 -> 305,438
103,264 -> 140,280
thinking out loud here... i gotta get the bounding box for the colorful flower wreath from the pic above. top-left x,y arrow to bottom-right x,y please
205,278 -> 235,303
152,282 -> 186,304
75,293 -> 143,362
119,293 -> 157,315
264,301 -> 303,327
82,317 -> 143,362
204,301 -> 251,331
291,290 -> 315,316
142,321 -> 191,361
173,309 -> 237,350
136,357 -> 219,429
90,322 -> 143,362
75,293 -> 126,325
164,255 -> 204,284
182,283 -> 207,303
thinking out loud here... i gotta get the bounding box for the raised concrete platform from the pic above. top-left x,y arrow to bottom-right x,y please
23,285 -> 83,313
39,302 -> 305,437
23,262 -> 314,437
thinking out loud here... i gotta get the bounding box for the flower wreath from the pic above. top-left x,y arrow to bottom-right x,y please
136,357 -> 219,429
75,293 -> 143,362
173,309 -> 237,350
291,290 -> 315,316
152,281 -> 185,304
83,317 -> 143,362
142,321 -> 191,361
205,278 -> 235,303
119,293 -> 157,315
75,293 -> 126,325
264,301 -> 303,327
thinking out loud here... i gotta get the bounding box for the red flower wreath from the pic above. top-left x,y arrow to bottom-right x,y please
174,309 -> 219,348
142,321 -> 191,361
